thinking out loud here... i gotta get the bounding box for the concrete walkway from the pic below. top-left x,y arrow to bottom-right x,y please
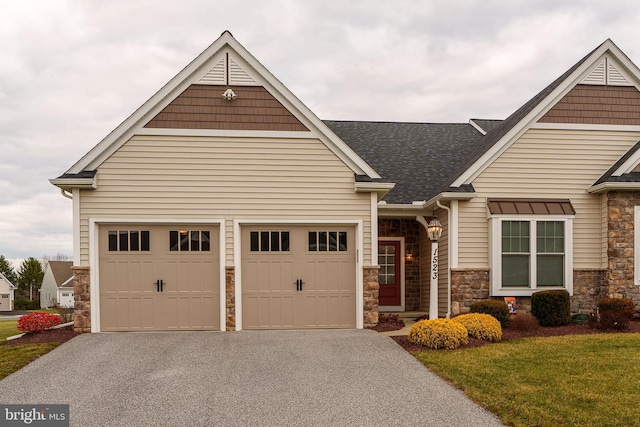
0,330 -> 502,426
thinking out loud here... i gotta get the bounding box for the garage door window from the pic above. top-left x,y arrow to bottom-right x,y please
250,231 -> 290,252
308,231 -> 347,252
170,230 -> 211,252
108,230 -> 150,252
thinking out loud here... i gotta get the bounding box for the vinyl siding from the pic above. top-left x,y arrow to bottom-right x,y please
79,135 -> 372,265
459,128 -> 640,269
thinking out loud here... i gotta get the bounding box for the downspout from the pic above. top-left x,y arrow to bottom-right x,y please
436,201 -> 451,318
61,189 -> 73,200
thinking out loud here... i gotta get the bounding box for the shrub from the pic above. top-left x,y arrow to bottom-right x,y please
531,290 -> 571,326
469,299 -> 510,327
507,313 -> 540,331
596,297 -> 636,330
14,299 -> 40,311
17,312 -> 61,333
408,319 -> 468,349
52,304 -> 74,324
452,313 -> 502,342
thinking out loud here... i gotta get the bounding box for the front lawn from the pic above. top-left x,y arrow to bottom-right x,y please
415,333 -> 640,427
0,320 -> 60,381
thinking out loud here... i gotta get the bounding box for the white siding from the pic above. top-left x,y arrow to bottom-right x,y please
459,128 -> 640,269
79,135 -> 372,266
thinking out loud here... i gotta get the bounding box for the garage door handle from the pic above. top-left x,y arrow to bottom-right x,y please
155,279 -> 164,292
294,279 -> 305,291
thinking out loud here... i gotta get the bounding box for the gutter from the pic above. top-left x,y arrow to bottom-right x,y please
587,181 -> 640,194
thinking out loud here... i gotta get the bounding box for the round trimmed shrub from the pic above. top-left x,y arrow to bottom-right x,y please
408,318 -> 469,349
531,290 -> 571,326
597,297 -> 636,330
17,312 -> 61,333
452,313 -> 502,342
469,299 -> 510,326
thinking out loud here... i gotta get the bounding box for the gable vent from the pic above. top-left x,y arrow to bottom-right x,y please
580,57 -> 632,86
198,58 -> 226,85
581,59 -> 605,85
608,60 -> 631,86
229,58 -> 256,85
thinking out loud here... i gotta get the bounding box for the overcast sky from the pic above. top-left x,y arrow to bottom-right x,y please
1,0 -> 640,267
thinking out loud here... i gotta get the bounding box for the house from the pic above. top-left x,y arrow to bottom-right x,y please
0,272 -> 16,312
40,261 -> 75,309
51,32 -> 640,332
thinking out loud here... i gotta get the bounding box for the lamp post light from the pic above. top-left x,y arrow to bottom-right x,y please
427,216 -> 443,320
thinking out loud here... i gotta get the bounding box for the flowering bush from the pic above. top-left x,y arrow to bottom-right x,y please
452,313 -> 502,342
17,312 -> 61,333
408,318 -> 468,349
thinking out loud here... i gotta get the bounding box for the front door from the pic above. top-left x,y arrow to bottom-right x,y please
378,241 -> 401,307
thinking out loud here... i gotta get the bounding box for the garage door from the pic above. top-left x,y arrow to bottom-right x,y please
99,224 -> 220,331
242,225 -> 356,329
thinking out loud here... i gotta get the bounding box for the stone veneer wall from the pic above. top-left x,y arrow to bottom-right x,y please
226,267 -> 235,331
378,219 -> 421,310
451,268 -> 606,315
363,266 -> 379,327
607,191 -> 640,304
72,266 -> 91,333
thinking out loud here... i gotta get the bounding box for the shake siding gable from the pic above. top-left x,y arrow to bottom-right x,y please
78,135 -> 372,265
459,128 -> 640,269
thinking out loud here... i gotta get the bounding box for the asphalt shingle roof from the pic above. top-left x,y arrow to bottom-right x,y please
324,121 -> 485,204
594,140 -> 640,184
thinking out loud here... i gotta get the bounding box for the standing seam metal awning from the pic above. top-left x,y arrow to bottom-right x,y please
487,198 -> 576,215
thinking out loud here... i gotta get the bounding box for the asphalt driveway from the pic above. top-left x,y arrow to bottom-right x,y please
0,330 -> 502,426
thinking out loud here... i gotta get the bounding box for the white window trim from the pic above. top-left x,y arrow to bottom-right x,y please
378,237 -> 406,312
490,215 -> 573,297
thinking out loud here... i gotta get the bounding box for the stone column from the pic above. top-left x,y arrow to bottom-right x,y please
363,266 -> 379,327
72,266 -> 91,333
225,267 -> 235,331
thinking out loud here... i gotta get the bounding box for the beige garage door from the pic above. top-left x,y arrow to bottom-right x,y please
99,224 -> 220,331
242,225 -> 356,329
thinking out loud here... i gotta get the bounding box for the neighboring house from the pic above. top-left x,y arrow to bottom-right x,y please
40,261 -> 75,309
51,32 -> 640,332
0,272 -> 16,312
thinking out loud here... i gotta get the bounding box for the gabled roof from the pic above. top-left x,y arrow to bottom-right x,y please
52,31 -> 380,187
450,39 -> 640,188
47,261 -> 74,288
0,272 -> 16,289
325,121 -> 485,204
589,140 -> 640,192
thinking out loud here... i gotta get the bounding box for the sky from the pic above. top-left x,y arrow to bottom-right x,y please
1,0 -> 640,268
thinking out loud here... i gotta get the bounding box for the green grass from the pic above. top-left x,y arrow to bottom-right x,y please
0,320 -> 61,380
0,320 -> 21,341
415,333 -> 640,427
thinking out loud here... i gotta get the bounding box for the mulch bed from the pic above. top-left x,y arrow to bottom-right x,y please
2,328 -> 80,347
392,320 -> 640,352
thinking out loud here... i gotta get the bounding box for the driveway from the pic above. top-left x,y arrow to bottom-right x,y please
0,330 -> 502,426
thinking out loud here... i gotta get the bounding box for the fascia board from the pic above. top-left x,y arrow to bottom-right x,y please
67,33 -> 380,180
49,177 -> 96,190
451,41 -> 624,187
587,181 -> 640,193
354,182 -> 395,198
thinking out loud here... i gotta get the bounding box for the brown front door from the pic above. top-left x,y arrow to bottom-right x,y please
378,241 -> 401,307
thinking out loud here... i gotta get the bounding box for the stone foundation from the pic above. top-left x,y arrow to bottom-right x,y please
451,268 -> 490,315
226,267 -> 236,331
72,266 -> 91,333
606,191 -> 640,305
378,218 -> 421,310
363,266 -> 379,327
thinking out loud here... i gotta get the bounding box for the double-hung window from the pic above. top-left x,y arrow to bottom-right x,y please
489,199 -> 574,296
